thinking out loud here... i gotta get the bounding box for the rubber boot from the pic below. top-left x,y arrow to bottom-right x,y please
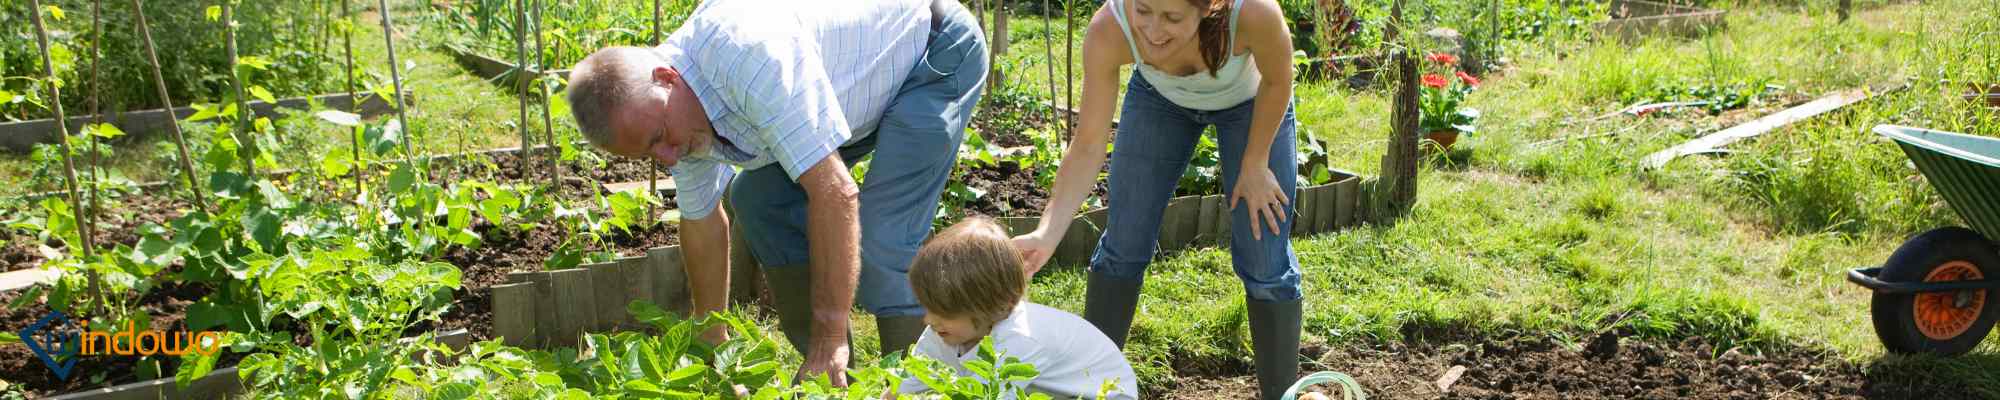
876,315 -> 928,358
1082,270 -> 1145,348
1248,298 -> 1303,400
763,265 -> 817,356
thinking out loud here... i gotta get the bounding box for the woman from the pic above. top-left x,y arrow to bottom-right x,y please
1010,0 -> 1302,398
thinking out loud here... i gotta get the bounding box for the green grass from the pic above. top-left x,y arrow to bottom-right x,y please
918,0 -> 2000,393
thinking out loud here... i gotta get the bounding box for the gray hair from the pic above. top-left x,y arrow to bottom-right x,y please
567,46 -> 661,147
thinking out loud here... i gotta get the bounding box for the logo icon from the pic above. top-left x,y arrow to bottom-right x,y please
19,310 -> 79,380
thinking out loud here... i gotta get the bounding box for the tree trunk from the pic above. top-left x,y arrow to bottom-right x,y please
1375,0 -> 1419,220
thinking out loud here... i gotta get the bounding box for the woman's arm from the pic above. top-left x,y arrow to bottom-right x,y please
1229,0 -> 1296,239
1014,4 -> 1133,275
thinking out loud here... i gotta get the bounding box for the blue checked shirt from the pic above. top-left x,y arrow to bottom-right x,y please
657,0 -> 932,220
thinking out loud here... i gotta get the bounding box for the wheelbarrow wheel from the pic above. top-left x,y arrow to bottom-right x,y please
1871,227 -> 2000,355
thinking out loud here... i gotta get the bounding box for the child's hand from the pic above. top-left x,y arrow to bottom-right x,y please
1011,228 -> 1060,277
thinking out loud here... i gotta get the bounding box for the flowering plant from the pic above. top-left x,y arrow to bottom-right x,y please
1419,53 -> 1481,134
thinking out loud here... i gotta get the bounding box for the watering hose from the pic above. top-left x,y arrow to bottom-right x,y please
1280,371 -> 1367,400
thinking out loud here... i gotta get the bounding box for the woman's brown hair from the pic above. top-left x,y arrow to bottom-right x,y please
1189,0 -> 1232,77
908,217 -> 1027,329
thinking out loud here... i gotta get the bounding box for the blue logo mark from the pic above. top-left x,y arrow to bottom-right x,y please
19,310 -> 79,380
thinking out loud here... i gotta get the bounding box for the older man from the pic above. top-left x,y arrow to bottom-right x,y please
565,0 -> 986,384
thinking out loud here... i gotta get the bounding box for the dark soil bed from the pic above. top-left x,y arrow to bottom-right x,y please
1159,330 -> 1975,399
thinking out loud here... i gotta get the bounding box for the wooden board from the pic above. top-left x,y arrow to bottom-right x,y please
1641,84 -> 1907,169
616,256 -> 656,328
646,246 -> 691,315
490,282 -> 539,348
0,91 -> 411,153
548,268 -> 597,347
604,178 -> 677,196
588,261 -> 630,330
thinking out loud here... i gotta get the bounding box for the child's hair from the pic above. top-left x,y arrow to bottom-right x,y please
909,217 -> 1027,329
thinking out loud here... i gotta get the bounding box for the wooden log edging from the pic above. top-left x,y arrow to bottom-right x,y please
491,245 -> 691,349
41,329 -> 472,400
442,45 -> 571,93
1593,0 -> 1727,41
0,91 -> 412,153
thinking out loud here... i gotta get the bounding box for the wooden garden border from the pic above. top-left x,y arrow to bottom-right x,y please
443,45 -> 570,92
40,329 -> 472,400
0,91 -> 412,153
489,245 -> 691,349
1593,0 -> 1728,41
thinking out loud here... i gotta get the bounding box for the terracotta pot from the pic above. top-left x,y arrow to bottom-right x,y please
1423,130 -> 1460,151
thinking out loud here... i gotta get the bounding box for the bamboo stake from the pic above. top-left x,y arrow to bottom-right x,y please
84,0 -> 107,254
514,0 -> 535,180
29,0 -> 94,260
376,0 -> 415,158
1063,0 -> 1073,139
223,1 -> 260,176
340,0 -> 364,194
131,0 -> 209,211
1042,0 -> 1057,133
650,0 -> 663,224
534,0 -> 558,187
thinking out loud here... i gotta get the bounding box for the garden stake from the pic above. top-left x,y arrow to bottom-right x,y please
131,0 -> 210,211
377,0 -> 416,159
224,1 -> 262,177
30,0 -> 94,260
33,0 -> 109,317
1064,0 -> 1074,139
83,0 -> 108,254
514,0 -> 536,178
340,0 -> 365,196
535,0 -> 559,186
651,0 -> 664,224
1042,0 -> 1058,136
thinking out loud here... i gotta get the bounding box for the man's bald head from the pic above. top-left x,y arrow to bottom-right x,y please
567,46 -> 663,147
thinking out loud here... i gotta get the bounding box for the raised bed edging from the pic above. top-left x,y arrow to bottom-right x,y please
41,329 -> 471,400
0,91 -> 412,153
1593,0 -> 1727,41
491,245 -> 690,349
443,45 -> 571,92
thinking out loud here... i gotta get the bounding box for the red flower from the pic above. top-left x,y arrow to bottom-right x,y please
1422,74 -> 1449,89
1427,53 -> 1458,65
1456,71 -> 1481,87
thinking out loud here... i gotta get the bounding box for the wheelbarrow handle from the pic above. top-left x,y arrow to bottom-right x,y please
1847,267 -> 2000,294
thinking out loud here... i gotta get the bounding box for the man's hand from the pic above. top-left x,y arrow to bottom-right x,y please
796,336 -> 851,387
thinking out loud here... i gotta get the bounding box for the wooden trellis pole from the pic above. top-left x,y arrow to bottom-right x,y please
84,0 -> 108,253
223,1 -> 260,176
131,0 -> 209,211
650,0 -> 663,224
514,0 -> 535,179
533,0 -> 558,186
1042,0 -> 1057,144
29,0 -> 95,260
376,0 -> 415,158
340,0 -> 364,194
1064,0 -> 1073,139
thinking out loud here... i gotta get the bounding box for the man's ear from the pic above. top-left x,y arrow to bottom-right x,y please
652,65 -> 681,87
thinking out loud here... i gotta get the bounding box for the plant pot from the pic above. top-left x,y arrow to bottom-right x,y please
1424,130 -> 1461,152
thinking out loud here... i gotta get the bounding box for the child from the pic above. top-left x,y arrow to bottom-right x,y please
896,217 -> 1139,399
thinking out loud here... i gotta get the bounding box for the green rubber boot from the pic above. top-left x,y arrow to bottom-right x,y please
1248,298 -> 1303,400
876,315 -> 928,358
1083,271 -> 1145,348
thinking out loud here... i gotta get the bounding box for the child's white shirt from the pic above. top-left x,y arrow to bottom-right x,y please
896,302 -> 1139,399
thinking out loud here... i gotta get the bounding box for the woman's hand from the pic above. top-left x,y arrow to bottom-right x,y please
1231,164 -> 1290,240
1011,227 -> 1062,277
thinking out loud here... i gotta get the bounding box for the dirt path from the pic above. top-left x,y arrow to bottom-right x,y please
1160,331 -> 1981,399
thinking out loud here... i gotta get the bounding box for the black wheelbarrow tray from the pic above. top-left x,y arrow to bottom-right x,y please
1848,125 -> 2000,355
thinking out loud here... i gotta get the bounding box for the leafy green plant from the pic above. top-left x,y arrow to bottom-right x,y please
1628,77 -> 1778,116
431,0 -> 696,70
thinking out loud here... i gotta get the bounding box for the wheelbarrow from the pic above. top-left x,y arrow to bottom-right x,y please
1847,125 -> 2000,355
